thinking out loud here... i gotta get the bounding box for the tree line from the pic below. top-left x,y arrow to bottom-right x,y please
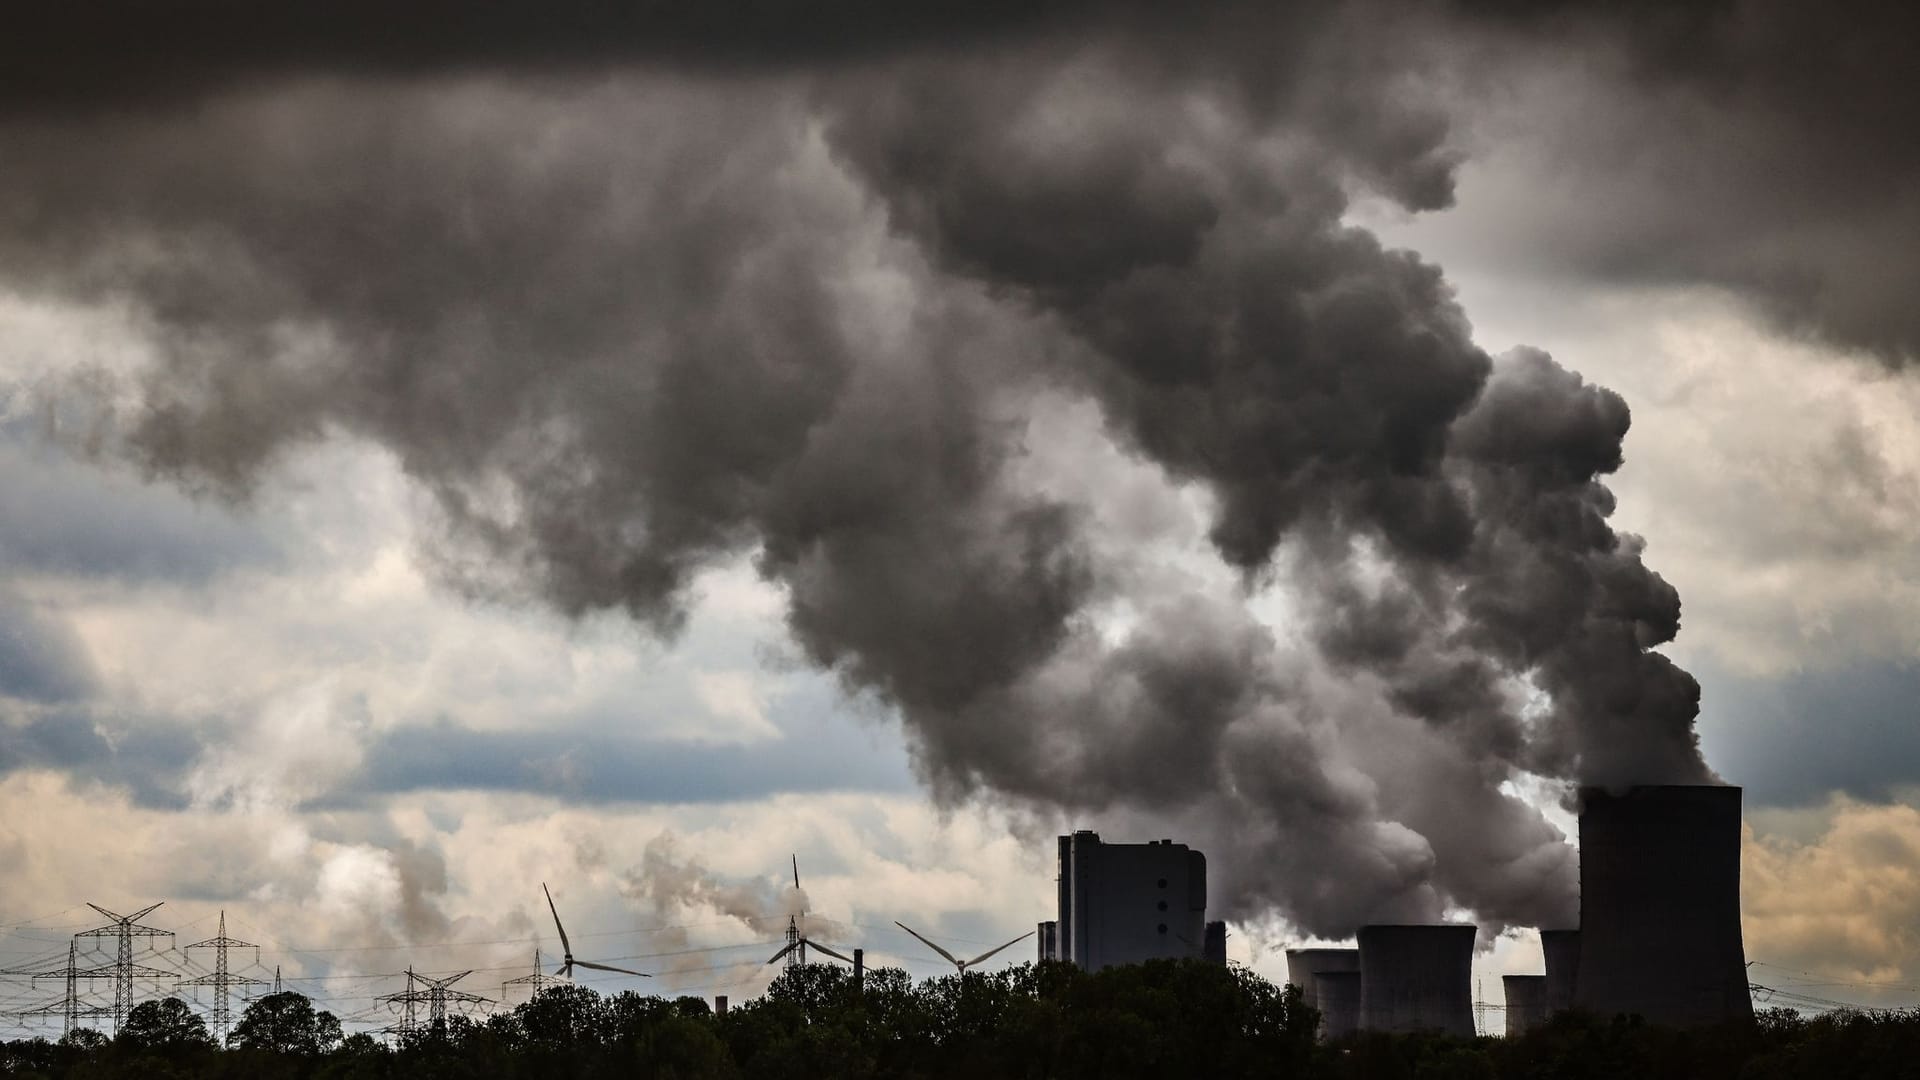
2,959 -> 1917,1078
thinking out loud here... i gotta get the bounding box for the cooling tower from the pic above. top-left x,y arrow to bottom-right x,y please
1574,785 -> 1752,1027
1503,974 -> 1548,1037
1540,929 -> 1579,1014
1286,948 -> 1361,1012
1287,948 -> 1361,1038
1357,924 -> 1476,1036
1314,971 -> 1363,1041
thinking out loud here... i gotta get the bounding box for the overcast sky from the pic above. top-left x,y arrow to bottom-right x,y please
2,1 -> 1918,1033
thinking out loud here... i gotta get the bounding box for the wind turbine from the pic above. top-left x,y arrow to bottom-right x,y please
765,855 -> 854,968
895,921 -> 1034,975
542,883 -> 650,981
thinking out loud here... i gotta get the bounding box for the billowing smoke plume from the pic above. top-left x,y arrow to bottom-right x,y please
0,4 -> 1729,937
619,835 -> 840,989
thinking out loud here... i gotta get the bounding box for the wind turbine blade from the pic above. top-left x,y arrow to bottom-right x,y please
894,921 -> 961,968
570,959 -> 650,978
555,960 -> 571,977
792,854 -> 800,891
963,930 -> 1036,968
766,942 -> 798,966
542,883 -> 572,958
802,940 -> 853,964
128,902 -> 163,922
86,903 -> 123,922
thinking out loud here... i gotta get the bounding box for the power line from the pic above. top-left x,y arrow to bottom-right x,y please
8,941 -> 111,1035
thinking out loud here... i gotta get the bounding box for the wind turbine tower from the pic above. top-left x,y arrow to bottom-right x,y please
785,856 -> 806,970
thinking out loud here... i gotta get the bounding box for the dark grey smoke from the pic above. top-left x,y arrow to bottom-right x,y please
0,5 -> 1729,937
1433,0 -> 1920,364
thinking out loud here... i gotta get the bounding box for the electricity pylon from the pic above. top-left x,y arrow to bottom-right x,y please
10,941 -> 111,1035
74,902 -> 175,1032
378,968 -> 421,1038
381,968 -> 489,1038
503,948 -> 555,1001
418,970 -> 488,1031
182,911 -> 264,1042
273,966 -> 282,994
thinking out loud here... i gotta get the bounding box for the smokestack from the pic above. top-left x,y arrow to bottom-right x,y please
1313,971 -> 1363,1041
1357,924 -> 1476,1037
1203,921 -> 1227,965
1540,929 -> 1579,1015
1503,975 -> 1548,1037
1574,785 -> 1752,1027
853,948 -> 864,997
715,995 -> 728,1015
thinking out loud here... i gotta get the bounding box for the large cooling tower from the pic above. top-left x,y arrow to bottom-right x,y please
1540,929 -> 1579,1014
1504,975 -> 1548,1037
1314,971 -> 1363,1041
1357,924 -> 1476,1036
1574,785 -> 1753,1027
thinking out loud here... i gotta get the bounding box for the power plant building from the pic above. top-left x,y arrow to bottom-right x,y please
1038,831 -> 1211,971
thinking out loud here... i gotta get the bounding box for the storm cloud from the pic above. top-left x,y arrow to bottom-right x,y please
0,2 -> 1791,940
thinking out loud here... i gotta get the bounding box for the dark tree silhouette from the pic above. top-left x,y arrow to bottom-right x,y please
119,997 -> 216,1053
228,991 -> 344,1055
10,960 -> 1920,1079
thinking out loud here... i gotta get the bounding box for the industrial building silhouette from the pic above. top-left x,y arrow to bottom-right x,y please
1051,785 -> 1752,1036
1037,831 -> 1227,971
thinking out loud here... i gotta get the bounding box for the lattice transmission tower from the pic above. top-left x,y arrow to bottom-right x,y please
503,948 -> 555,1002
379,968 -> 488,1038
74,902 -> 175,1032
421,970 -> 488,1031
182,911 -> 264,1042
8,941 -> 111,1035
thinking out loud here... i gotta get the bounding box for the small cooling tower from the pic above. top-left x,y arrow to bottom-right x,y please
1504,974 -> 1548,1037
1286,949 -> 1361,1010
1575,785 -> 1753,1027
1357,924 -> 1476,1036
1314,971 -> 1363,1041
1287,948 -> 1361,1038
1540,929 -> 1579,1014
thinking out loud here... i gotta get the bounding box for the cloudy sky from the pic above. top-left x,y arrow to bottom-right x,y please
3,0 -> 1918,1033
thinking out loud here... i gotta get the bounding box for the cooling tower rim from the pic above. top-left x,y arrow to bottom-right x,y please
1287,947 -> 1361,958
1575,782 -> 1741,801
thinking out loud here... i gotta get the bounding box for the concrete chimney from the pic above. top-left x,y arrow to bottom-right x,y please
1574,785 -> 1753,1027
1313,971 -> 1363,1041
1503,974 -> 1548,1037
1357,924 -> 1476,1037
